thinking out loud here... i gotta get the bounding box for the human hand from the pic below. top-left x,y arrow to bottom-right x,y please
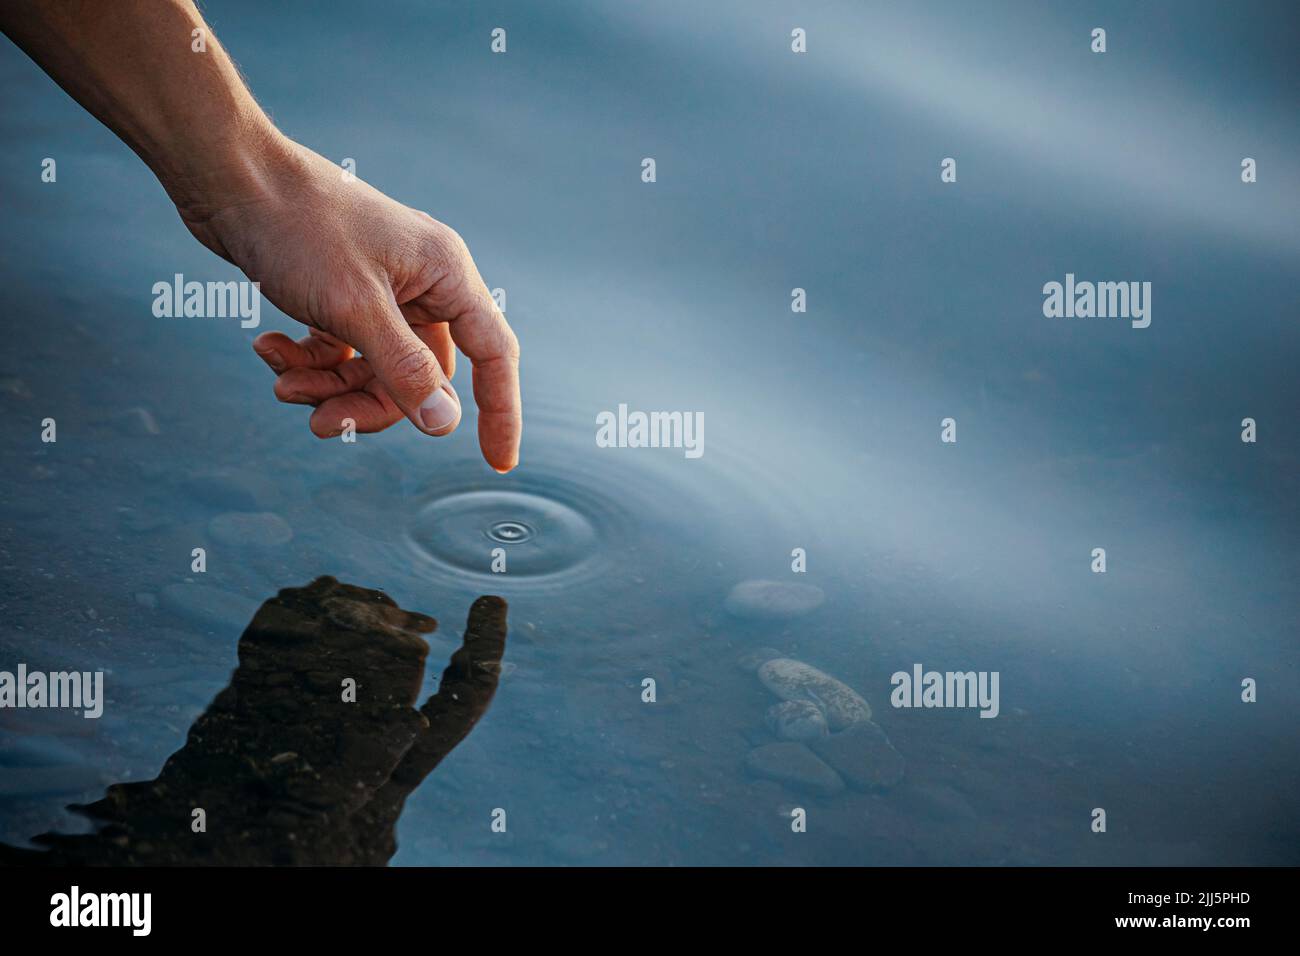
0,1 -> 520,471
186,138 -> 522,472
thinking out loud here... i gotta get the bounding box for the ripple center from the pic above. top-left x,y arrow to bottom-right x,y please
487,519 -> 535,544
408,488 -> 599,583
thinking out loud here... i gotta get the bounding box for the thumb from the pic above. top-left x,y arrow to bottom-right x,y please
350,293 -> 461,436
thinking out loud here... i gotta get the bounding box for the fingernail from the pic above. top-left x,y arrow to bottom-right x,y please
419,385 -> 460,432
259,347 -> 286,372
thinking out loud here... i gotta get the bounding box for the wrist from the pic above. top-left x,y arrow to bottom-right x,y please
160,111 -> 296,227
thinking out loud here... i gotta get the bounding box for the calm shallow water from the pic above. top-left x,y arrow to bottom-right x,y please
1,0 -> 1298,865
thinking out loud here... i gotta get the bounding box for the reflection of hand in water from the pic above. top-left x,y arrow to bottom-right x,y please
0,577 -> 507,866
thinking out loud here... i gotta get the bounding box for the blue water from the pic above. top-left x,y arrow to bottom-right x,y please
0,0 -> 1297,864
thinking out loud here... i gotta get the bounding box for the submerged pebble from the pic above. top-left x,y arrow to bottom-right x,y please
766,700 -> 829,741
208,511 -> 293,548
744,742 -> 844,795
757,658 -> 872,730
724,580 -> 824,619
184,472 -> 277,512
809,720 -> 904,790
734,647 -> 782,673
160,582 -> 259,633
117,506 -> 169,534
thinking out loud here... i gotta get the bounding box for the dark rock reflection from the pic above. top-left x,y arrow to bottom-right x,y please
0,576 -> 507,865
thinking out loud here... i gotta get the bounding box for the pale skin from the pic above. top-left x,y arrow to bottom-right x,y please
0,0 -> 522,471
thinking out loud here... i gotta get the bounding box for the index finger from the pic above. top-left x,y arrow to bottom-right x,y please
448,280 -> 522,473
387,596 -> 509,789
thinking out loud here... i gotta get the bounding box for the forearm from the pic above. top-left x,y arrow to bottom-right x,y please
1,1 -> 524,468
0,0 -> 286,218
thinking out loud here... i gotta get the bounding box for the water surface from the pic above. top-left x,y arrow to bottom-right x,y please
1,0 -> 1297,865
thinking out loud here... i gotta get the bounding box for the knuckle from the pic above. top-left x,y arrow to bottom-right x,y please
272,375 -> 300,403
426,221 -> 472,269
388,345 -> 440,394
501,328 -> 521,364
